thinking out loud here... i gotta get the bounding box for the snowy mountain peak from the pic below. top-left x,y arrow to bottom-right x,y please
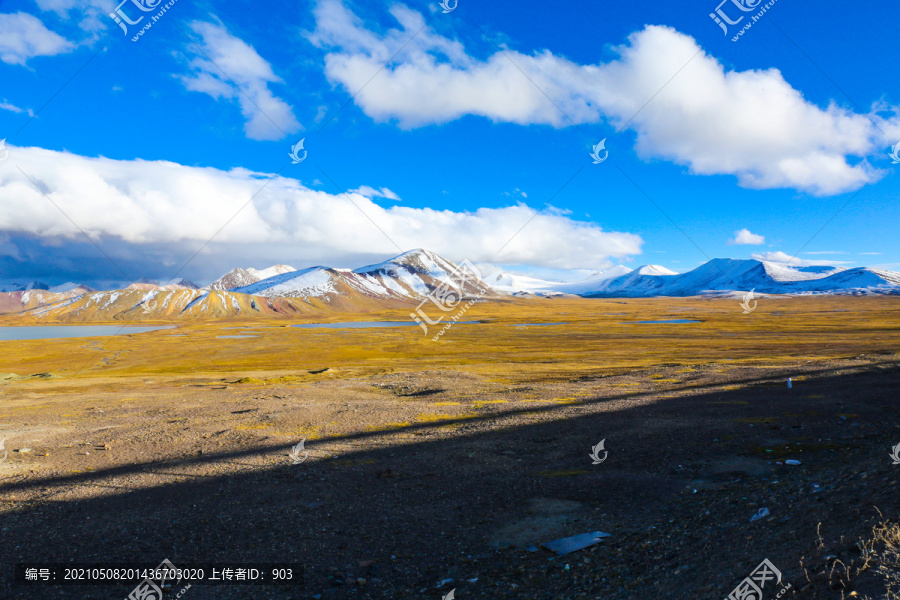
355,249 -> 460,278
250,264 -> 296,280
758,261 -> 846,282
49,282 -> 95,293
587,265 -> 633,280
164,278 -> 199,289
636,265 -> 678,276
0,281 -> 50,293
362,248 -> 459,275
3,253 -> 899,320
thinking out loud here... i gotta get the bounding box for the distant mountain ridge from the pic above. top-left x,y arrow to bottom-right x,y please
127,278 -> 199,291
1,251 -> 898,319
209,265 -> 296,291
230,249 -> 493,303
577,259 -> 900,297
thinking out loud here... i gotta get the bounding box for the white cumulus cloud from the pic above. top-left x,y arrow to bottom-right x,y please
728,228 -> 765,245
0,146 -> 642,278
0,99 -> 34,117
309,0 -> 899,196
349,186 -> 401,201
180,21 -> 301,141
0,12 -> 74,65
34,0 -> 110,34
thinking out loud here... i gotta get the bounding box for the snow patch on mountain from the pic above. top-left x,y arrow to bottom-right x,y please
0,281 -> 50,292
208,265 -> 297,291
232,268 -> 337,297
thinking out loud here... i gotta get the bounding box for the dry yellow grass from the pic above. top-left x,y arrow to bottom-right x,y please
0,295 -> 898,394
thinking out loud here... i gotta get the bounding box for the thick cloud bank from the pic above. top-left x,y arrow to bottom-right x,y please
310,0 -> 900,196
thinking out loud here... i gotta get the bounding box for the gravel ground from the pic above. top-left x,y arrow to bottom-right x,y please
1,356 -> 899,599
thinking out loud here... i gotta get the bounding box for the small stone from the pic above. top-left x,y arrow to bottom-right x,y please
356,578 -> 366,585
16,448 -> 32,453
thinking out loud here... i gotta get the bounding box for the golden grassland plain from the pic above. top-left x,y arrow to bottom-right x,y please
0,295 -> 898,392
1,295 -> 899,600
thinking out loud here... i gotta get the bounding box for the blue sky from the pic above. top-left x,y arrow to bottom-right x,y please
0,0 -> 898,287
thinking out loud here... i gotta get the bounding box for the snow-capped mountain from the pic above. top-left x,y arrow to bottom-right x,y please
352,249 -> 491,297
0,280 -> 51,293
208,264 -> 296,291
12,250 -> 495,320
231,249 -> 493,302
49,282 -> 95,294
549,265 -> 642,296
481,271 -> 565,295
483,264 -> 637,296
2,252 -> 898,320
578,259 -> 900,297
0,285 -> 96,315
127,278 -> 199,291
493,259 -> 899,297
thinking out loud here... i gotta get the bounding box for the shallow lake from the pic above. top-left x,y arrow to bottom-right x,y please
624,319 -> 701,324
0,325 -> 176,341
293,321 -> 479,329
513,322 -> 570,327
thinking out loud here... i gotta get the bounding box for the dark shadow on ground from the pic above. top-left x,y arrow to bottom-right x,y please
0,361 -> 898,600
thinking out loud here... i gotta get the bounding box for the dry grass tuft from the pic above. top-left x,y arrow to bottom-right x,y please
801,518 -> 900,598
859,520 -> 900,598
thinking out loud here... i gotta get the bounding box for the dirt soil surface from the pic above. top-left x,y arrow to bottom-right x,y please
2,353 -> 900,599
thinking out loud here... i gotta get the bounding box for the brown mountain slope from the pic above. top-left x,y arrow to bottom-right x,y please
9,288 -> 418,322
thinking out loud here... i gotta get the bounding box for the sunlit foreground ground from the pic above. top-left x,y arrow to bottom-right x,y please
1,296 -> 899,599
